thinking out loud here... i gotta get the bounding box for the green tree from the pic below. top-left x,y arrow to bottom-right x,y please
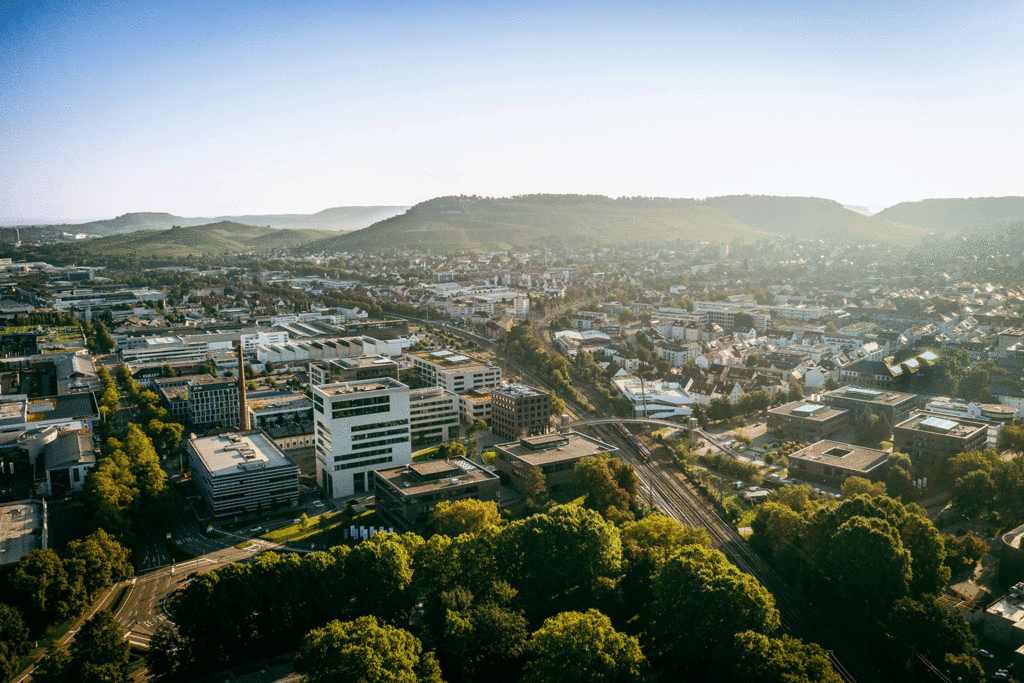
146,624 -> 185,682
954,469 -> 996,516
707,396 -> 733,423
437,583 -> 529,683
841,476 -> 887,499
523,467 -> 548,507
997,423 -> 1024,453
294,616 -> 443,683
575,453 -> 638,514
37,610 -> 131,683
429,499 -> 502,537
63,529 -> 133,600
299,513 -> 310,534
650,545 -> 780,670
0,604 -> 30,682
824,516 -> 911,614
724,630 -> 842,683
345,535 -> 415,624
523,609 -> 645,683
7,548 -> 83,631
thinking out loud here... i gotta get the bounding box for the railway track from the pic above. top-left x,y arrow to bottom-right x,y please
590,422 -> 876,683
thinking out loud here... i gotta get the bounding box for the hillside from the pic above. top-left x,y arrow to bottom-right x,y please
70,222 -> 334,258
306,194 -> 908,252
873,197 -> 1024,234
19,206 -> 409,237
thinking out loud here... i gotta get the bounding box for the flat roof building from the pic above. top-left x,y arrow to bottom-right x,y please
186,430 -> 299,519
409,386 -> 460,447
767,401 -> 850,443
787,440 -> 890,488
494,431 -> 616,494
819,385 -> 919,425
491,383 -> 550,441
893,412 -> 988,472
312,377 -> 412,499
374,457 -> 500,533
410,350 -> 502,395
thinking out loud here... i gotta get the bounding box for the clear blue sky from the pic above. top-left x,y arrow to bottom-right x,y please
1,0 -> 1021,223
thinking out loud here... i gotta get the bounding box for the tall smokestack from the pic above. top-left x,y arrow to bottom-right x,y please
237,344 -> 249,431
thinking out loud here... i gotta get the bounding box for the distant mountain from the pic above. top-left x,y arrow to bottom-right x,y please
15,207 -> 409,237
873,197 -> 1024,234
70,221 -> 335,258
305,194 -> 910,252
843,204 -> 874,216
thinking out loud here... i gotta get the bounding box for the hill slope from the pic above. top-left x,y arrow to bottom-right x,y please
307,194 -> 902,252
21,207 -> 408,237
873,197 -> 1024,234
72,222 -> 334,257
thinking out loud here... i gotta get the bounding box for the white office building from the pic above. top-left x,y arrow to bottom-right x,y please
313,378 -> 413,499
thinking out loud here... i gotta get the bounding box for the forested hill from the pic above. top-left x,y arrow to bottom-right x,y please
18,206 -> 408,236
873,197 -> 1024,234
68,221 -> 334,257
305,194 -> 908,251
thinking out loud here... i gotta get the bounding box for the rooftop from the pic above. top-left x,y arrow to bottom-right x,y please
375,456 -> 498,496
0,502 -> 44,567
769,400 -> 847,421
316,377 -> 406,396
823,386 -> 917,405
789,440 -> 889,473
896,412 -> 988,438
496,430 -> 617,466
493,383 -> 548,399
411,349 -> 495,369
188,430 -> 297,477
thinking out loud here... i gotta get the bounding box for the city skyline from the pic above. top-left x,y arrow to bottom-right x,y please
2,0 -> 1021,223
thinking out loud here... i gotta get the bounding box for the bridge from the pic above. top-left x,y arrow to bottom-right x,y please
570,417 -> 692,431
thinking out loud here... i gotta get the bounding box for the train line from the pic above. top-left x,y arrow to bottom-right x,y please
590,422 -> 873,683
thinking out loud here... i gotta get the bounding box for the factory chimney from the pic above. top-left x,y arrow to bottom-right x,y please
237,344 -> 249,431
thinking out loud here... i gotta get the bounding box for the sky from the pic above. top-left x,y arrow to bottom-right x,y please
1,0 -> 1021,224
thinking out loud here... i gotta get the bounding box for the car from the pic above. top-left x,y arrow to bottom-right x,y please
312,501 -> 324,507
980,649 -> 994,659
251,526 -> 263,534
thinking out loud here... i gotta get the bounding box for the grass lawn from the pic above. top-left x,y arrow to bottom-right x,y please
234,540 -> 252,549
260,509 -> 384,546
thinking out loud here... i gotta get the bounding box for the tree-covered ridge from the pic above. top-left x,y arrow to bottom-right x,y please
151,504 -> 841,683
307,193 -> 919,252
873,197 -> 1024,234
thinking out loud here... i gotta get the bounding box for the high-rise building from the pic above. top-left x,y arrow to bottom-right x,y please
312,378 -> 412,499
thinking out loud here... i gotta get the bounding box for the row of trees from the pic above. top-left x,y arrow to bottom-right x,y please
752,491 -> 985,681
500,321 -> 577,407
0,530 -> 133,679
150,503 -> 841,682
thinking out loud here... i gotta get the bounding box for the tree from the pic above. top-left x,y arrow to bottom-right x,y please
523,609 -> 645,683
161,364 -> 177,378
37,610 -> 131,683
575,453 -> 638,514
854,409 -> 891,447
147,624 -> 185,682
0,604 -> 30,682
824,516 -> 911,615
841,476 -> 887,499
650,545 -> 779,670
788,382 -> 804,401
7,548 -> 83,631
63,529 -> 133,600
345,535 -> 415,624
954,470 -> 996,516
707,396 -> 733,423
299,513 -> 310,534
523,467 -> 548,507
997,423 -> 1024,453
430,499 -> 502,537
436,440 -> 467,460
724,630 -> 842,683
437,583 -> 529,683
294,616 -> 443,683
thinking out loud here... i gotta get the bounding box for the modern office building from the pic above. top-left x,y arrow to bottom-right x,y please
767,401 -> 850,443
818,385 -> 919,425
312,378 -> 413,499
494,431 -> 616,494
787,440 -> 890,488
409,386 -> 460,447
186,375 -> 240,430
409,350 -> 502,394
186,430 -> 300,519
490,384 -> 551,441
308,356 -> 400,387
893,412 -> 989,471
373,457 -> 500,533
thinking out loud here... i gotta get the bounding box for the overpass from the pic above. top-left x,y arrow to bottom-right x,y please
570,417 -> 692,431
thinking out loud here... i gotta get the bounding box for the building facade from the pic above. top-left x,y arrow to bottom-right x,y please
186,376 -> 240,430
494,431 -> 617,494
312,378 -> 413,499
186,430 -> 299,519
409,386 -> 460,447
893,412 -> 988,471
767,401 -> 850,443
374,457 -> 500,533
787,440 -> 890,488
410,350 -> 502,394
490,384 -> 551,441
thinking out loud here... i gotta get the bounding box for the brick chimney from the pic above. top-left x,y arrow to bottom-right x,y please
237,344 -> 249,431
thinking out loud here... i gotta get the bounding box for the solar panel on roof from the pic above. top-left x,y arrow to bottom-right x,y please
793,403 -> 827,416
431,350 -> 453,357
920,416 -> 957,432
447,355 -> 470,363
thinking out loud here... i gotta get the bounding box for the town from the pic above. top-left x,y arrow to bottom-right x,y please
1,217 -> 1024,682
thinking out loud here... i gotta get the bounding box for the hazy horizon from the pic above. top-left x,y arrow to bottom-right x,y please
2,0 -> 1021,223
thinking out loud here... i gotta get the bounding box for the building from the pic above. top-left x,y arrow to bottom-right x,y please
494,431 -> 617,494
767,401 -> 850,443
983,583 -> 1024,648
186,375 -> 240,430
818,386 -> 919,425
691,301 -> 771,332
410,350 -> 502,394
313,377 -> 413,499
0,501 -> 46,568
490,384 -> 551,441
374,457 -> 500,533
787,440 -> 890,488
186,430 -> 300,519
245,390 -> 314,431
893,412 -> 988,471
459,388 -> 493,424
42,429 -> 95,496
309,356 -> 400,386
409,386 -> 460,447
612,376 -> 695,420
